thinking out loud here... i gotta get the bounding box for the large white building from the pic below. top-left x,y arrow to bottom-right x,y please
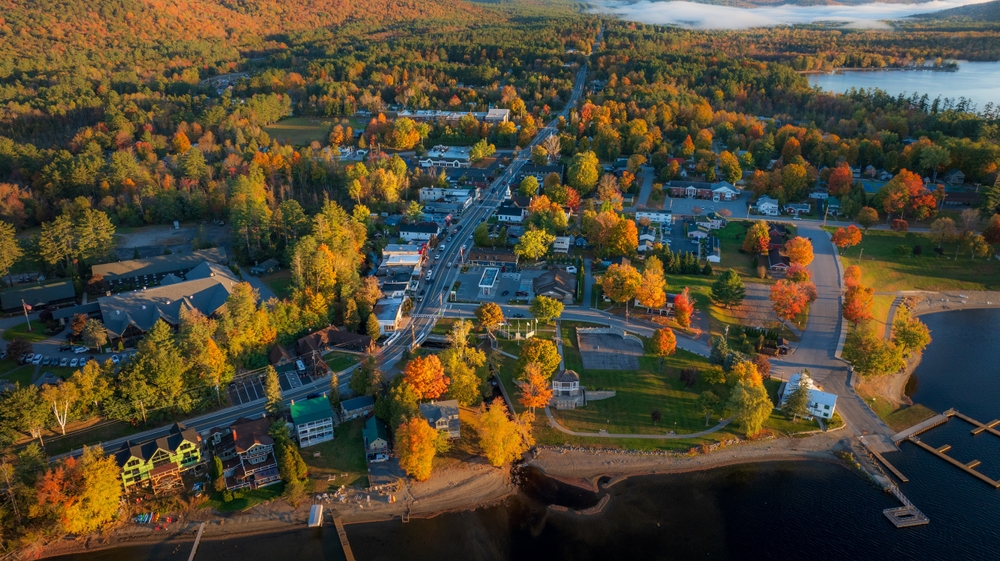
373,297 -> 407,333
399,222 -> 441,242
397,108 -> 510,123
635,209 -> 673,225
419,146 -> 472,168
779,372 -> 838,420
290,397 -> 335,448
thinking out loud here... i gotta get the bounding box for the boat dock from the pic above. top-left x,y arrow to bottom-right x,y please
334,517 -> 357,561
896,408 -> 1000,488
891,409 -> 954,442
857,438 -> 928,528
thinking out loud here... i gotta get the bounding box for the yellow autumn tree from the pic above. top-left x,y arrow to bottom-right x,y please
396,417 -> 438,481
477,398 -> 534,467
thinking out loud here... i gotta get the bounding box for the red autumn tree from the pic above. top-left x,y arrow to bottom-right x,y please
843,284 -> 875,327
831,225 -> 862,252
827,164 -> 854,197
770,279 -> 811,322
652,328 -> 677,359
403,355 -> 450,400
673,287 -> 695,328
843,265 -> 863,288
783,236 -> 814,266
786,262 -> 812,283
517,363 -> 553,413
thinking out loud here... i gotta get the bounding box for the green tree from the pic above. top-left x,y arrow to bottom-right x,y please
514,229 -> 555,260
529,295 -> 564,324
212,456 -> 226,492
519,176 -> 540,197
711,269 -> 746,309
82,318 -> 108,351
470,139 -> 496,162
514,338 -> 561,379
891,310 -> 932,356
0,384 -> 49,445
351,352 -> 381,397
784,374 -> 811,422
366,313 -> 382,339
344,298 -> 360,332
856,206 -> 879,231
404,200 -> 424,223
0,221 -> 22,285
727,380 -> 773,437
329,372 -> 341,409
696,391 -> 720,426
843,327 -> 905,377
567,151 -> 600,196
264,366 -> 284,417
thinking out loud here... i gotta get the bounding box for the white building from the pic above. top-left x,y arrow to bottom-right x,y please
373,297 -> 406,333
419,187 -> 480,204
479,267 -> 499,297
779,372 -> 838,420
635,209 -> 674,225
496,205 -> 526,223
755,196 -> 780,216
553,235 -> 573,253
290,397 -> 335,448
399,222 -> 441,242
419,146 -> 472,168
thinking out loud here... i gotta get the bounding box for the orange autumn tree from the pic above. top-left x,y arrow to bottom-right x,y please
827,164 -> 854,197
651,327 -> 677,370
517,362 -> 553,413
770,279 -> 811,322
729,360 -> 763,387
843,284 -> 875,327
673,287 -> 695,328
785,262 -> 811,283
831,225 -> 862,253
783,236 -> 814,266
403,355 -> 450,399
396,417 -> 438,481
844,265 -> 862,288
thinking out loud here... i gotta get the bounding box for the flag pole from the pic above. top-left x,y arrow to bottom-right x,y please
21,299 -> 31,331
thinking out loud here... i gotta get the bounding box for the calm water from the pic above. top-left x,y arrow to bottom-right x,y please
808,62 -> 1000,111
54,309 -> 1000,561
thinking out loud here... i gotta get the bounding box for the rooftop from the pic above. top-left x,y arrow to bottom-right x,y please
341,395 -> 375,412
425,145 -> 472,161
92,248 -> 228,280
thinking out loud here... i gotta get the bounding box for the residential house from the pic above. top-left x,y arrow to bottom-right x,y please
99,262 -> 240,343
784,203 -> 811,216
533,268 -> 576,303
291,396 -> 335,448
92,248 -> 229,288
296,326 -> 372,355
702,236 -> 721,264
687,223 -> 710,239
114,423 -> 202,492
825,197 -> 842,216
516,164 -> 563,183
363,416 -> 389,461
779,372 -> 838,420
638,224 -> 657,253
553,235 -> 574,254
340,395 -> 375,421
943,169 -> 965,185
0,280 -> 76,313
419,146 -> 472,168
767,248 -> 791,272
635,209 -> 674,225
467,248 -> 518,268
705,212 -> 727,229
808,190 -> 829,201
249,258 -> 279,276
210,416 -> 280,491
551,370 -> 584,410
419,400 -> 461,439
666,180 -> 740,201
755,196 -> 780,216
373,297 -> 407,333
268,345 -> 294,367
399,222 -> 441,242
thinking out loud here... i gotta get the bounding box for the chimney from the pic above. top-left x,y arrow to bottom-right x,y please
290,399 -> 295,405
231,428 -> 237,441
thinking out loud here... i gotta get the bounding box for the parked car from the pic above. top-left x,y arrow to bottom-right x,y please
31,355 -> 42,365
59,357 -> 68,367
41,357 -> 52,366
111,355 -> 120,364
59,344 -> 72,352
501,290 -> 510,297
512,313 -> 525,318
69,358 -> 79,368
296,359 -> 307,371
73,346 -> 87,354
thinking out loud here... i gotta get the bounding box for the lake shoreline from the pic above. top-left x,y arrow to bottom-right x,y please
800,66 -> 959,75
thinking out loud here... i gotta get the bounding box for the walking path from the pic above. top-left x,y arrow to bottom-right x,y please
544,406 -> 732,439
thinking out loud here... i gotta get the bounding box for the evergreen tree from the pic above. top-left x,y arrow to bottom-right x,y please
711,269 -> 746,309
264,366 -> 284,417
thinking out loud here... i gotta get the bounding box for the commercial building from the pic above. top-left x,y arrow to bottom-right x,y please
467,248 -> 518,268
479,267 -> 500,297
635,209 -> 674,225
92,248 -> 228,288
533,269 -> 576,303
397,108 -> 510,123
399,222 -> 441,242
291,396 -> 335,448
373,296 -> 407,333
419,146 -> 472,169
0,280 -> 76,313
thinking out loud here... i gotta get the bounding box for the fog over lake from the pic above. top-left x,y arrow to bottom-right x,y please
592,0 -> 995,29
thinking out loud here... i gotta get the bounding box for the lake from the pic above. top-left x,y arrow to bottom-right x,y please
808,61 -> 1000,111
52,309 -> 1000,561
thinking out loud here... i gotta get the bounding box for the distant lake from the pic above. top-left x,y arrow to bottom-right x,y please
808,61 -> 1000,111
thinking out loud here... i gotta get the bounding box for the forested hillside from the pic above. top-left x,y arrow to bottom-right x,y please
915,0 -> 1000,21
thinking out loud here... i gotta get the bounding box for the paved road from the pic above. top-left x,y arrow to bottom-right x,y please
769,222 -> 896,450
632,165 -> 655,209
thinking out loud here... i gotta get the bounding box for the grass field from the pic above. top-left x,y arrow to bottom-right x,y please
324,352 -> 359,372
871,294 -> 896,338
855,383 -> 938,432
835,229 -> 1000,292
206,483 -> 286,512
303,418 -> 369,492
716,222 -> 757,277
2,322 -> 52,342
260,270 -> 293,299
263,117 -> 365,146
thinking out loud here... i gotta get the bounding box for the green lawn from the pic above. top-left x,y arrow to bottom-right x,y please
260,270 -> 293,300
2,364 -> 34,386
836,229 -> 1000,292
206,483 -> 286,512
716,221 -> 757,277
303,418 -> 369,492
262,117 -> 342,146
871,294 -> 896,338
2,322 -> 52,342
762,378 -> 821,432
856,384 -> 938,432
324,352 -> 359,372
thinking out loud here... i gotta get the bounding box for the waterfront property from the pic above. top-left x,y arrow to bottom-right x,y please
291,396 -> 336,448
419,400 -> 461,438
362,416 -> 389,461
114,422 -> 202,493
778,372 -> 837,420
341,395 -> 375,421
551,370 -> 585,410
209,416 -> 281,491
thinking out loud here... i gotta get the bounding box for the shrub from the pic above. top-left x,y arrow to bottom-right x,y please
892,244 -> 909,257
912,244 -> 922,256
890,219 -> 908,232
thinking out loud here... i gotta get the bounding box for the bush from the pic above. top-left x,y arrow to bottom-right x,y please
756,265 -> 767,279
892,244 -> 909,257
890,219 -> 908,232
912,244 -> 922,256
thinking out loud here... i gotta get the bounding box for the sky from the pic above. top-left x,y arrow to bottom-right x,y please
590,0 -> 996,29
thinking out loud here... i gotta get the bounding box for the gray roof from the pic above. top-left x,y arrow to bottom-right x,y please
91,248 -> 228,280
533,269 -> 575,297
418,400 -> 459,424
341,395 -> 375,413
553,370 -> 579,384
99,262 -> 238,335
0,280 -> 76,311
52,302 -> 100,320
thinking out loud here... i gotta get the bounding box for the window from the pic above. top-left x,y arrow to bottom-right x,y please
824,405 -> 830,410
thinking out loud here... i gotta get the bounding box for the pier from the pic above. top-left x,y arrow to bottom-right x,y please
334,517 -> 357,561
187,522 -> 205,561
857,438 -> 928,528
896,408 -> 1000,488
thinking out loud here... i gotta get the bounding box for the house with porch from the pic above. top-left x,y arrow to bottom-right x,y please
363,416 -> 389,462
755,196 -> 780,216
114,423 -> 202,493
419,400 -> 461,439
209,416 -> 281,491
778,372 -> 838,420
551,370 -> 584,410
291,396 -> 335,448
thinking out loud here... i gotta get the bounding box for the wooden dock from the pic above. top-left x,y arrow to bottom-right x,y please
868,447 -> 909,483
187,522 -> 206,561
910,437 -> 1000,489
334,517 -> 357,561
891,409 -> 954,443
953,411 -> 1000,439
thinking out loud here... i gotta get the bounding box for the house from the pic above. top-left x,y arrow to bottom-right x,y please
0,280 -> 76,313
635,209 -> 673,225
767,248 -> 791,272
755,196 -> 780,216
363,416 -> 389,461
533,268 -> 576,302
92,248 -> 228,288
516,164 -> 563,183
249,258 -> 279,276
496,205 -> 526,223
296,326 -> 373,355
666,180 -> 740,200
779,372 -> 838,420
553,235 -> 573,253
419,400 -> 461,438
210,416 -> 281,491
341,395 -> 375,421
467,248 -> 518,267
702,236 -> 721,264
808,190 -> 829,201
943,169 -> 965,185
99,262 -> 240,343
419,145 -> 472,168
373,297 -> 406,333
687,224 -> 710,239
784,203 -> 811,216
399,222 -> 441,242
291,396 -> 335,448
638,224 -> 657,253
268,345 -> 294,367
705,212 -> 727,229
551,370 -> 584,410
115,423 -> 201,492
825,197 -> 841,216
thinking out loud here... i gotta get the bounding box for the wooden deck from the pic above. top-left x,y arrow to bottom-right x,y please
891,409 -> 954,442
909,437 -> 1000,488
334,517 -> 357,561
900,409 -> 1000,489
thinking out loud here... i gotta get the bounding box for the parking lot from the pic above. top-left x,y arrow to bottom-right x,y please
227,361 -> 317,406
450,266 -> 553,305
663,193 -> 750,218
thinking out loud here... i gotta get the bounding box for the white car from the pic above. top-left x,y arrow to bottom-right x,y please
70,358 -> 79,368
73,346 -> 88,354
111,355 -> 120,364
448,262 -> 454,268
31,355 -> 42,365
566,266 -> 578,274
792,216 -> 801,221
59,357 -> 68,367
296,359 -> 306,371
